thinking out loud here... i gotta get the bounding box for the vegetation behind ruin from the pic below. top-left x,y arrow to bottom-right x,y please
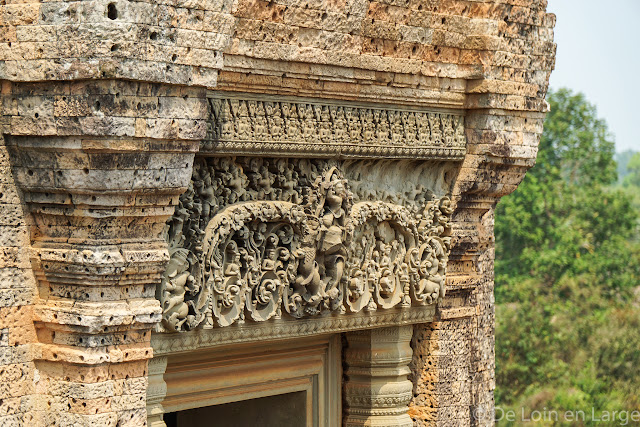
495,88 -> 640,424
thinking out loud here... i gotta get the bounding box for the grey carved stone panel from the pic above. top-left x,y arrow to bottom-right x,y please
159,157 -> 454,332
203,93 -> 467,160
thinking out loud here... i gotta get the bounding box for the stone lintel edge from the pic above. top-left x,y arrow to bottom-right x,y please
196,143 -> 466,161
151,304 -> 477,355
4,135 -> 201,153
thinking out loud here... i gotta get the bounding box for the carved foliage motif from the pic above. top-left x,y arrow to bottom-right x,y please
205,96 -> 466,159
160,157 -> 452,332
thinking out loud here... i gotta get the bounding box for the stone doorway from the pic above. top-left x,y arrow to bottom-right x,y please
164,391 -> 308,427
148,336 -> 341,427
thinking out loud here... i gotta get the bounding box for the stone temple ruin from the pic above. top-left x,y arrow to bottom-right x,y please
0,0 -> 555,425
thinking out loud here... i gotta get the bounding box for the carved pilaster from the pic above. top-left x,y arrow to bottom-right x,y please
3,80 -> 204,425
343,326 -> 414,427
147,356 -> 168,427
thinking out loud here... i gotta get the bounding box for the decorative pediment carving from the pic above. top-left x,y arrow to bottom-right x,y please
159,157 -> 453,332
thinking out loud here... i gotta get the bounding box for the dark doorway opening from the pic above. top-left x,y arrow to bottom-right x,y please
164,391 -> 307,427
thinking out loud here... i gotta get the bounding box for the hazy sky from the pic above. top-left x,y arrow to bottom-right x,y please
547,0 -> 640,152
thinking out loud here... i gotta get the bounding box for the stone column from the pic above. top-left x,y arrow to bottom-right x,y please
147,356 -> 168,427
343,326 -> 414,427
3,80 -> 204,425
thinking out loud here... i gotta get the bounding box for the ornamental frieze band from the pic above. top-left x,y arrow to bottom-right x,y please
204,93 -> 467,160
159,156 -> 454,332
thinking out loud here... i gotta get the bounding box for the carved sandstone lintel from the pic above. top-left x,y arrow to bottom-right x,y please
158,157 -> 453,332
343,325 -> 414,427
152,305 -> 435,355
205,93 -> 467,160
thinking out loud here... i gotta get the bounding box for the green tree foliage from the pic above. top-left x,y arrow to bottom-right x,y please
622,152 -> 640,188
494,88 -> 640,423
615,150 -> 637,183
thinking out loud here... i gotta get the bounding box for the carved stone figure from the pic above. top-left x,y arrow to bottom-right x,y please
237,101 -> 251,140
206,95 -> 466,159
158,248 -> 206,331
254,101 -> 268,140
401,111 -> 418,145
159,157 -> 454,332
373,109 -> 390,144
416,112 -> 431,145
361,109 -> 375,142
346,107 -> 362,141
265,101 -> 284,140
319,105 -> 333,142
300,104 -> 316,141
441,114 -> 455,147
428,112 -> 442,145
333,106 -> 348,142
389,110 -> 404,145
282,103 -> 301,140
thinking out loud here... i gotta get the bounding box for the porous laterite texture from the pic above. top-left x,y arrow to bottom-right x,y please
0,0 -> 555,425
1,80 -> 206,425
0,133 -> 39,426
0,0 -> 236,87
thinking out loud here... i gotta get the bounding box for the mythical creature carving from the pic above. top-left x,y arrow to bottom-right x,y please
286,167 -> 352,318
159,157 -> 454,332
157,248 -> 206,331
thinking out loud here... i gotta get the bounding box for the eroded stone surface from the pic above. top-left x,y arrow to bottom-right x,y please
1,79 -> 204,425
0,0 -> 554,425
0,0 -> 236,87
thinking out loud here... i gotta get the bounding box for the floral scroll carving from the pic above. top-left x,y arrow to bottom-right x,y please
159,157 -> 453,332
202,202 -> 304,327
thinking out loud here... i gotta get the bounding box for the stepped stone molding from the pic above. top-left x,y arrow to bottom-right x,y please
158,156 -> 453,333
1,79 -> 207,425
203,92 -> 467,159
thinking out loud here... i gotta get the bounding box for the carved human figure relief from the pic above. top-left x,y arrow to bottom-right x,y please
346,107 -> 362,142
206,94 -> 466,159
333,106 -> 348,142
157,248 -> 206,331
159,156 -> 454,332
